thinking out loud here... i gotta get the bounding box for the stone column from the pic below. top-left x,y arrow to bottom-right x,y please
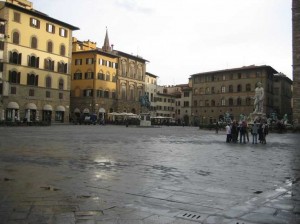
293,0 -> 300,125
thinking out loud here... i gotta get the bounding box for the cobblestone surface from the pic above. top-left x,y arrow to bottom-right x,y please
0,125 -> 300,224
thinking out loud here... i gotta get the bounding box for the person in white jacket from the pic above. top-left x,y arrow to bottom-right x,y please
226,123 -> 231,143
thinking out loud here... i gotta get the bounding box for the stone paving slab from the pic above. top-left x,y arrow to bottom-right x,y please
0,125 -> 300,223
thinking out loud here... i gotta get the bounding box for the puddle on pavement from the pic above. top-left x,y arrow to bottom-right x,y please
40,186 -> 60,191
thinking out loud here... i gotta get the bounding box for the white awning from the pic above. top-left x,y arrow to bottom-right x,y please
56,105 -> 65,112
74,108 -> 80,113
43,104 -> 53,111
99,108 -> 106,113
7,102 -> 19,109
83,108 -> 90,113
26,103 -> 37,110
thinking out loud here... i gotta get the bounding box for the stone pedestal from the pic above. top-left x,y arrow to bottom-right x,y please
140,113 -> 151,127
249,112 -> 267,124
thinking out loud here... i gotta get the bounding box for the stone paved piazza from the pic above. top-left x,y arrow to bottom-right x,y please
0,125 -> 300,223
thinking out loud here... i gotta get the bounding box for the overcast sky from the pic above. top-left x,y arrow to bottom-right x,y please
31,0 -> 292,85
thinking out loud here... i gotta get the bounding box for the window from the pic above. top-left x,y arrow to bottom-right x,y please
104,90 -> 109,98
106,73 -> 110,81
184,92 -> 189,97
74,73 -> 82,80
129,86 -> 134,100
205,87 -> 210,94
129,63 -> 134,78
237,73 -> 242,79
59,28 -> 68,37
86,58 -> 93,64
246,84 -> 251,91
211,87 -> 215,94
28,55 -> 39,68
45,77 -> 52,88
221,98 -> 226,106
0,41 -> 3,51
221,86 -> 226,93
31,36 -> 37,49
75,59 -> 82,65
112,75 -> 116,82
57,62 -> 67,73
121,60 -> 127,76
46,91 -> 51,98
246,97 -> 251,106
59,92 -> 63,99
184,101 -> 189,107
30,18 -> 40,28
121,84 -> 126,99
112,91 -> 116,99
27,73 -> 38,86
229,98 -> 234,106
9,71 -> 20,84
237,84 -> 242,92
194,100 -> 197,106
84,89 -> 93,97
47,41 -> 53,53
29,89 -> 35,96
9,51 -> 22,64
44,58 -> 54,71
205,100 -> 209,106
98,73 -> 105,80
97,90 -> 103,97
10,86 -> 17,94
46,23 -> 55,33
13,12 -> 20,22
12,31 -> 20,44
58,79 -> 64,90
237,98 -> 242,106
229,85 -> 233,93
60,45 -> 66,56
222,75 -> 226,81
211,100 -> 215,106
84,72 -> 94,79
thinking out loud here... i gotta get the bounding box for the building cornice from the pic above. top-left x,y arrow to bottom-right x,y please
3,2 -> 79,30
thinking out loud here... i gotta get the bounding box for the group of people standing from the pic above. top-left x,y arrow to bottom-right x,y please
225,120 -> 268,144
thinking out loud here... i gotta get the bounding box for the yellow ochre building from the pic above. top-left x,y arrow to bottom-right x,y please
0,0 -> 79,124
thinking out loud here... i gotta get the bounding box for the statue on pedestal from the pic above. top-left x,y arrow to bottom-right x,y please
253,82 -> 264,113
249,82 -> 266,124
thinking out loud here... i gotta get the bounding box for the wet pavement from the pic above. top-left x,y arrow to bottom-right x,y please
0,125 -> 300,224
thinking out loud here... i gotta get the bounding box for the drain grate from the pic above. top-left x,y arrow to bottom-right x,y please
176,212 -> 202,222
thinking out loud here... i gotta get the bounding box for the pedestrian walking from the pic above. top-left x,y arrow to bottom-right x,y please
231,121 -> 238,143
251,121 -> 258,144
215,122 -> 219,134
239,121 -> 246,144
226,123 -> 231,143
245,121 -> 249,142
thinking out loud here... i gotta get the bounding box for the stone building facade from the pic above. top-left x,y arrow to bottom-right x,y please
273,73 -> 293,119
293,0 -> 300,124
191,65 -> 279,124
70,30 -> 148,122
0,0 -> 78,123
71,36 -> 118,122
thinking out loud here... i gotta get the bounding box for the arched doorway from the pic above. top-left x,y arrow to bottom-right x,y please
55,105 -> 65,123
25,103 -> 37,122
42,104 -> 52,123
6,102 -> 19,122
98,108 -> 105,124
